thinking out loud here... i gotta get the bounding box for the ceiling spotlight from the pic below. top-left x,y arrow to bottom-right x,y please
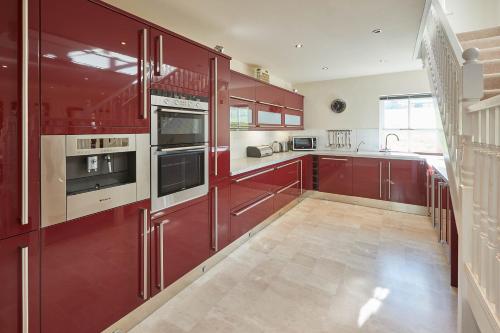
293,89 -> 298,93
294,43 -> 303,48
372,28 -> 382,34
322,66 -> 329,70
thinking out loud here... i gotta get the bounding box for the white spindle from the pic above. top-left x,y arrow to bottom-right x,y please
486,148 -> 498,302
479,146 -> 490,288
472,144 -> 482,276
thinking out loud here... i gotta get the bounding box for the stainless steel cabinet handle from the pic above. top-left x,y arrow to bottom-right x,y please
276,160 -> 300,169
426,171 -> 430,216
230,95 -> 256,103
142,29 -> 148,120
234,168 -> 274,183
156,35 -> 163,75
157,218 -> 170,290
321,157 -> 349,161
299,159 -> 303,194
21,246 -> 28,333
156,108 -> 208,115
232,193 -> 275,216
431,174 -> 436,228
142,208 -> 148,300
258,101 -> 283,108
213,186 -> 219,251
277,180 -> 300,194
21,0 -> 29,226
438,182 -> 443,243
388,162 -> 392,200
379,162 -> 382,199
213,57 -> 219,177
159,144 -> 208,152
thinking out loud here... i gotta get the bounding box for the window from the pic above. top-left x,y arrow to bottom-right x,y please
379,94 -> 442,154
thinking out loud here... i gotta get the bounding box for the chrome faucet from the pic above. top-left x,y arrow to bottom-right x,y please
382,133 -> 400,152
356,141 -> 365,152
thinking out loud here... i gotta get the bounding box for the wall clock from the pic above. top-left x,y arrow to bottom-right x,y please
330,98 -> 347,113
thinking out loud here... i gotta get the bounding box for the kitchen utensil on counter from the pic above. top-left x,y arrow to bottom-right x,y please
279,141 -> 289,152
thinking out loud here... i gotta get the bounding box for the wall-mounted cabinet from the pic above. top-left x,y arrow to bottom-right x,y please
228,70 -> 304,131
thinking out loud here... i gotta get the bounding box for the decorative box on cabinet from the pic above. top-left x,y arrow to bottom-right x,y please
41,200 -> 150,333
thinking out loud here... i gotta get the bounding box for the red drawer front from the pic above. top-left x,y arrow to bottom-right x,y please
150,198 -> 210,295
274,160 -> 300,189
274,182 -> 300,212
231,168 -> 275,210
230,194 -> 274,241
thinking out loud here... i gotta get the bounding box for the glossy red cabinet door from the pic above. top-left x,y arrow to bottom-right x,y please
318,156 -> 353,196
0,231 -> 40,333
255,81 -> 285,106
210,179 -> 231,254
274,160 -> 301,211
230,193 -> 274,241
301,155 -> 313,190
210,53 -> 231,181
283,109 -> 303,130
0,0 -> 40,240
284,92 -> 304,110
229,71 -> 256,100
150,198 -> 210,295
231,167 -> 275,210
387,160 -> 425,205
353,158 -> 385,200
41,200 -> 150,333
41,0 -> 149,134
150,29 -> 209,96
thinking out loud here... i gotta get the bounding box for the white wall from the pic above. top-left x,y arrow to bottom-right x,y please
444,0 -> 500,33
230,59 -> 292,90
295,70 -> 430,130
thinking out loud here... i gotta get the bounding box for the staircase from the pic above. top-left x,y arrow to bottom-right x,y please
458,27 -> 500,100
418,1 -> 500,333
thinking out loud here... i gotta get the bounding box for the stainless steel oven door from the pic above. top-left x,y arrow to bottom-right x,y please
151,107 -> 208,147
151,144 -> 209,212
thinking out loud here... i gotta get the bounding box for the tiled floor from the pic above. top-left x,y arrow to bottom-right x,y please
130,198 -> 457,333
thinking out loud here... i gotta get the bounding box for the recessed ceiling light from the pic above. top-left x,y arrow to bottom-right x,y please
322,66 -> 329,70
294,43 -> 303,48
372,28 -> 382,34
293,89 -> 298,93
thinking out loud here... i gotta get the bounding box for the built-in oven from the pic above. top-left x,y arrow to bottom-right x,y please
150,91 -> 210,212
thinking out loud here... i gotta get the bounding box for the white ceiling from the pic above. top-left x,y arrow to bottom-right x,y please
105,0 -> 426,84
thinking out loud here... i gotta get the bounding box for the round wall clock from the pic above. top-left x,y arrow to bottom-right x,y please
330,98 -> 347,113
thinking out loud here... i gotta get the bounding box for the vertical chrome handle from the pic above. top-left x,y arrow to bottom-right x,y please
21,0 -> 29,226
426,171 -> 430,216
438,182 -> 443,242
299,159 -> 303,194
142,29 -> 148,120
141,209 -> 148,300
213,57 -> 219,176
431,175 -> 436,228
379,162 -> 382,199
213,186 -> 219,251
21,246 -> 29,333
156,35 -> 163,75
388,161 -> 391,200
158,219 -> 169,290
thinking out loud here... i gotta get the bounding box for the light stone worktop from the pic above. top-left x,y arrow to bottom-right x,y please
230,150 -> 438,176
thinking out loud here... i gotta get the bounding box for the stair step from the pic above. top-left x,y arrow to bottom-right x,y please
479,47 -> 500,61
458,26 -> 500,42
482,59 -> 500,74
461,35 -> 500,51
484,73 -> 500,90
482,89 -> 500,100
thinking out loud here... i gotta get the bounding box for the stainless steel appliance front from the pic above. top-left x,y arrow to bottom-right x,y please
292,136 -> 317,151
151,145 -> 209,212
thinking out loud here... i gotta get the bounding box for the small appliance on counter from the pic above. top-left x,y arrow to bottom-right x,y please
279,141 -> 289,152
292,136 -> 317,151
271,141 -> 280,153
247,145 -> 273,158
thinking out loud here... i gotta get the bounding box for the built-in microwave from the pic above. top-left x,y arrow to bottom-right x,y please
292,136 -> 317,151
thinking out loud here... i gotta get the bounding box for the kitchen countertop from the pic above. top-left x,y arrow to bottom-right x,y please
425,156 -> 448,181
230,150 -> 438,176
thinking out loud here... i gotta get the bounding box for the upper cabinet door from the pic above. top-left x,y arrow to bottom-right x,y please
284,92 -> 304,110
41,0 -> 149,134
151,30 -> 209,96
229,71 -> 256,101
0,0 -> 40,239
255,81 -> 285,106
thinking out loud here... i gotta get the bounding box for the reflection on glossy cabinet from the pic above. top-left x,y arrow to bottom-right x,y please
274,160 -> 301,211
150,198 -> 210,296
318,156 -> 353,196
0,231 -> 40,333
285,93 -> 304,110
229,71 -> 255,101
41,200 -> 150,333
41,0 -> 149,134
388,160 -> 425,206
255,81 -> 285,106
283,109 -> 303,130
230,98 -> 255,129
230,193 -> 274,241
230,167 -> 275,210
210,180 -> 231,254
353,158 -> 384,200
0,0 -> 40,240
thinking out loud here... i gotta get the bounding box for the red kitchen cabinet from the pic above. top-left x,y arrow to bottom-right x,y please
0,231 -> 40,333
150,198 -> 210,295
0,0 -> 40,240
210,179 -> 231,254
284,92 -> 304,110
255,102 -> 283,129
210,53 -> 231,181
230,193 -> 274,241
255,81 -> 285,106
301,155 -> 313,190
318,156 -> 353,196
41,200 -> 150,333
274,160 -> 301,211
41,0 -> 149,134
150,29 -> 209,96
229,71 -> 256,101
231,167 -> 275,210
283,109 -> 303,130
387,160 -> 425,206
230,97 -> 256,130
353,158 -> 385,200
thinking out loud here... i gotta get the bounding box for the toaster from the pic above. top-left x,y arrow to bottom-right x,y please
246,145 -> 273,158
